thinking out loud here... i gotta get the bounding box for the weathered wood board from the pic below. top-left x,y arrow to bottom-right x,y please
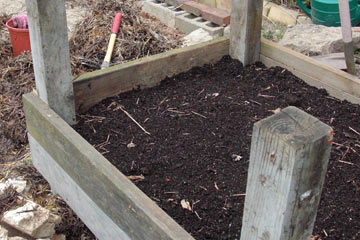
260,38 -> 360,105
240,106 -> 332,240
73,36 -> 230,113
74,37 -> 360,111
24,93 -> 194,240
230,0 -> 263,65
26,0 -> 76,124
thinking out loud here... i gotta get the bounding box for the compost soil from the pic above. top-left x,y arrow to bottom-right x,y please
75,56 -> 360,240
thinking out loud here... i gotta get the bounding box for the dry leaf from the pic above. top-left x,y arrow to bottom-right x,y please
231,154 -> 242,162
214,182 -> 220,191
180,199 -> 192,211
271,108 -> 281,114
127,175 -> 144,182
127,142 -> 136,148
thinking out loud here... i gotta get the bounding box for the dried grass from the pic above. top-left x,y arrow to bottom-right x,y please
0,1 -> 183,238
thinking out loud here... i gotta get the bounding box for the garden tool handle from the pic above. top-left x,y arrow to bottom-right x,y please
112,13 -> 122,34
101,13 -> 122,69
339,0 -> 356,75
297,0 -> 311,17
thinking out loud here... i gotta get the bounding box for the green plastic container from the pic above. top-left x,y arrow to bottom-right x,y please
297,0 -> 360,26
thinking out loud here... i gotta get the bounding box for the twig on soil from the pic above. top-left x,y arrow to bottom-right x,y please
195,211 -> 202,220
230,193 -> 246,197
191,111 -> 207,119
349,126 -> 360,136
118,106 -> 151,135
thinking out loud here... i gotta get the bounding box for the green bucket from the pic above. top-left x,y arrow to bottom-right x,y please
297,0 -> 360,26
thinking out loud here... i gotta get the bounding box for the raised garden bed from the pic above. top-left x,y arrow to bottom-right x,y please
73,56 -> 360,240
24,37 -> 360,240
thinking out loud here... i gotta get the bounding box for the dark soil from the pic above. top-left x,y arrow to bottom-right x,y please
74,56 -> 360,240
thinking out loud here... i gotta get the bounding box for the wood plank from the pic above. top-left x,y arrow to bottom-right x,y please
24,93 -> 194,240
73,36 -> 230,113
26,0 -> 76,124
240,106 -> 332,240
28,134 -> 131,240
230,0 -> 263,65
261,38 -> 360,99
260,54 -> 360,105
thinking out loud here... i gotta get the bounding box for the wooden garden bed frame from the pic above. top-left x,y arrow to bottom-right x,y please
24,0 -> 360,239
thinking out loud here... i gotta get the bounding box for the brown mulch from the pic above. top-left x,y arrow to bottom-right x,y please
0,0 -> 183,238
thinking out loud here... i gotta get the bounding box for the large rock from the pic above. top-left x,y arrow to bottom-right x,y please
0,226 -> 8,240
0,178 -> 27,200
182,28 -> 213,47
280,24 -> 360,56
1,201 -> 61,239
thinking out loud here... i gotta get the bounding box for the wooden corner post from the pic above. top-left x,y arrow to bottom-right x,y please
241,106 -> 333,240
26,0 -> 76,124
230,0 -> 263,65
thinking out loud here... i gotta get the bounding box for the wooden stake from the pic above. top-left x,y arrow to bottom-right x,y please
240,107 -> 332,240
26,0 -> 76,124
230,0 -> 263,65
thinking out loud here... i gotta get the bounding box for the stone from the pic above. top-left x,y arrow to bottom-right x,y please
0,178 -> 27,200
0,226 -> 8,240
197,0 -> 216,7
8,237 -> 27,240
182,28 -> 213,46
280,24 -> 360,56
181,1 -> 210,16
142,0 -> 186,28
201,7 -> 230,26
267,4 -> 297,26
224,25 -> 230,35
175,13 -> 224,36
1,201 -> 61,239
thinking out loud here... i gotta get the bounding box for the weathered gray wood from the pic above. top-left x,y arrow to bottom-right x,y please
260,54 -> 360,105
26,0 -> 76,124
73,36 -> 229,112
240,106 -> 332,240
261,38 -> 360,99
23,93 -> 194,240
230,0 -> 263,65
28,134 -> 131,240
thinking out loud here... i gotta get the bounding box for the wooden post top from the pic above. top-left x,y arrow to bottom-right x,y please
255,106 -> 333,148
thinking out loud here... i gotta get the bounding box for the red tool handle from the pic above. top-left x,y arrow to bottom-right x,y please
112,13 -> 122,34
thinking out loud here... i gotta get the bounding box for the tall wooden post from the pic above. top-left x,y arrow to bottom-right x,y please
241,106 -> 333,240
230,0 -> 263,66
26,0 -> 76,124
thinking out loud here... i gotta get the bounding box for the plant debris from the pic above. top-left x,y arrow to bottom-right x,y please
69,0 -> 183,75
0,0 -> 183,238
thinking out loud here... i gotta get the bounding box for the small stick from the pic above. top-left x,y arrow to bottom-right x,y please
119,106 -> 151,135
191,111 -> 207,119
230,193 -> 246,197
349,126 -> 360,135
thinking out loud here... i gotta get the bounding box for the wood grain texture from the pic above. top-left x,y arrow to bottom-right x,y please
24,93 -> 194,240
73,37 -> 230,113
240,106 -> 332,240
261,38 -> 360,99
26,0 -> 76,124
260,54 -> 360,105
230,0 -> 263,65
28,134 -> 131,240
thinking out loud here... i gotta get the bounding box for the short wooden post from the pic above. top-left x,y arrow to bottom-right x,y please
230,0 -> 263,65
241,106 -> 333,240
26,0 -> 76,124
